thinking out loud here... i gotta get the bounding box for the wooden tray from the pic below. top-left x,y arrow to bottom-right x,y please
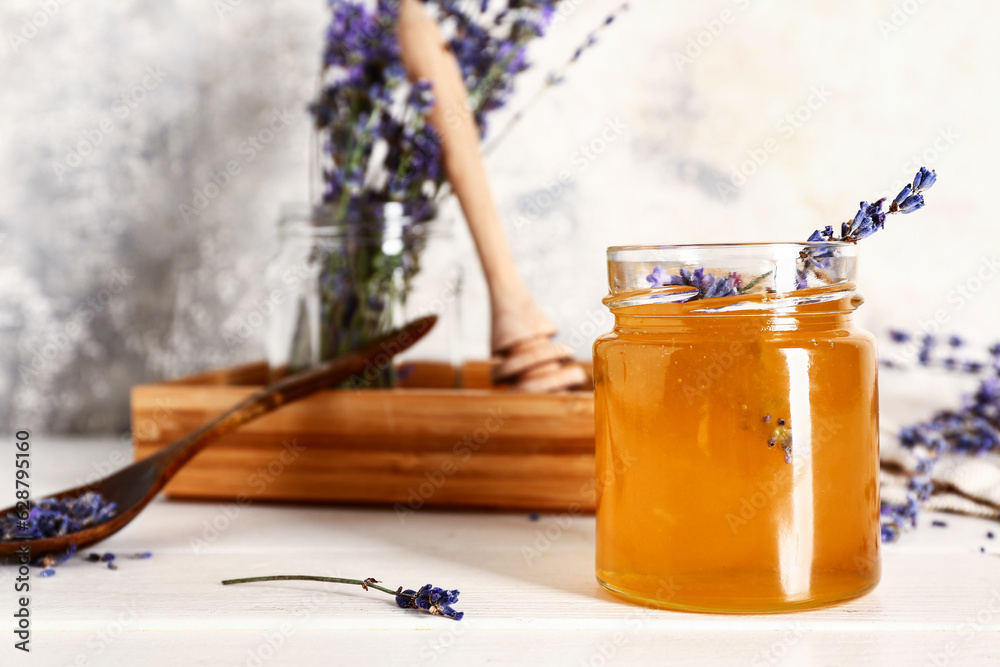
131,361 -> 596,512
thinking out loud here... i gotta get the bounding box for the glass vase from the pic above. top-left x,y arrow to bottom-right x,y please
593,242 -> 880,613
266,201 -> 462,388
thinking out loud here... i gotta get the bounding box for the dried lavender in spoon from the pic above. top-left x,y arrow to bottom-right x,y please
1,492 -> 117,542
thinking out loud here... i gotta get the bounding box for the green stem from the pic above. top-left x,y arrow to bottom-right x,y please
221,575 -> 409,601
738,270 -> 773,294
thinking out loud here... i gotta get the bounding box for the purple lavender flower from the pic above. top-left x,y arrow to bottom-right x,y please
912,166 -> 937,192
896,194 -> 925,214
396,584 -> 464,620
646,266 -> 742,301
880,496 -> 920,543
645,266 -> 667,287
2,492 -> 117,542
791,167 -> 937,289
304,1 -> 564,385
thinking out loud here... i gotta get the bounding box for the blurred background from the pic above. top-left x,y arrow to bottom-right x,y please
0,0 -> 994,434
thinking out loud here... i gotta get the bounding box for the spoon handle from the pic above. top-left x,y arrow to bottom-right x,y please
151,315 -> 437,483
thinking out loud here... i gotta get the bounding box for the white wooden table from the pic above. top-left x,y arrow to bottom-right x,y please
2,432 -> 998,666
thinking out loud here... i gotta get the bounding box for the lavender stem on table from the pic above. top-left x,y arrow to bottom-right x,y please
222,575 -> 464,620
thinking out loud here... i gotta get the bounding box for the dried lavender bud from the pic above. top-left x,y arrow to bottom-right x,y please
912,166 -> 937,192
988,532 -> 995,539
883,329 -> 994,374
645,266 -> 741,302
881,497 -> 919,543
931,520 -> 948,527
395,584 -> 464,620
1,492 -> 117,541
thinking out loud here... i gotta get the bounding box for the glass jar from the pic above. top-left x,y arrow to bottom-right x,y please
593,242 -> 880,613
266,201 -> 463,387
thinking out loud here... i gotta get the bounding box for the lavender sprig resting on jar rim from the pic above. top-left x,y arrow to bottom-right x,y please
644,167 -> 936,301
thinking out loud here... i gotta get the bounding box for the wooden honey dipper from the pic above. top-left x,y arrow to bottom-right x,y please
397,0 -> 586,392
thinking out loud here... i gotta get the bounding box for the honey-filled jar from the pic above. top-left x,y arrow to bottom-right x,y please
594,242 -> 880,613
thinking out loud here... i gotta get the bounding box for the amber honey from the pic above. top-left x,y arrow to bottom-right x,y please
594,244 -> 880,613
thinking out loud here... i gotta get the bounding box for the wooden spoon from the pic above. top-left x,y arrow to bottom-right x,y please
397,0 -> 586,392
0,316 -> 436,560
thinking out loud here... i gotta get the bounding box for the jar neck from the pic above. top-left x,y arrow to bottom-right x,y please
613,310 -> 856,336
610,293 -> 862,335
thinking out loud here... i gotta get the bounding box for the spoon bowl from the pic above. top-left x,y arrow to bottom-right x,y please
0,316 -> 436,560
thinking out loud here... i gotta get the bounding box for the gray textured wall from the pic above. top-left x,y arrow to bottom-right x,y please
2,0 -> 998,434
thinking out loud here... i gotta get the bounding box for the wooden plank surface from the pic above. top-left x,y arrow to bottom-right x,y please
130,361 -> 596,510
7,437 -> 1000,667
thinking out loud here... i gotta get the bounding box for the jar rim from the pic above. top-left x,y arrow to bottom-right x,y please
609,240 -> 855,253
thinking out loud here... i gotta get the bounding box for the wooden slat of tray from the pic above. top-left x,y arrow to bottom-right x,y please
132,361 -> 596,511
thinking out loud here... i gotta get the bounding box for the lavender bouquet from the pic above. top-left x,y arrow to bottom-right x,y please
290,0 -> 562,386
